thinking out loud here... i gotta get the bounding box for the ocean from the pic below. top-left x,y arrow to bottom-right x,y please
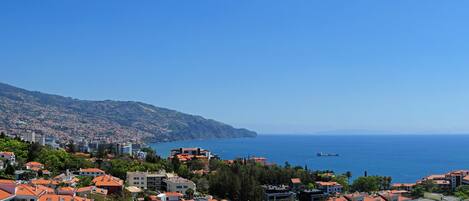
150,134 -> 469,183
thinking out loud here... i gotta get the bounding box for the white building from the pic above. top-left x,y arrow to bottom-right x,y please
157,192 -> 183,201
316,181 -> 343,194
164,176 -> 196,195
126,171 -> 168,191
0,152 -> 15,165
23,132 -> 36,143
79,168 -> 106,177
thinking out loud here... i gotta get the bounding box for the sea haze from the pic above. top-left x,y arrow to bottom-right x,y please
152,134 -> 469,183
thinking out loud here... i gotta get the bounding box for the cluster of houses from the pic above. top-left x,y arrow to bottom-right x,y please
392,170 -> 469,193
0,149 -> 219,201
0,163 -> 120,200
261,178 -> 344,201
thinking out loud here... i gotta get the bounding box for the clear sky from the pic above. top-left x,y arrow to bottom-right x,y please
2,1 -> 469,134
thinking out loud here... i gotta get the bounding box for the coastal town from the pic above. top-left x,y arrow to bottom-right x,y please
0,132 -> 468,201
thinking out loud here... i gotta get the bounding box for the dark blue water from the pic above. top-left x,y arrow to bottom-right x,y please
151,135 -> 469,183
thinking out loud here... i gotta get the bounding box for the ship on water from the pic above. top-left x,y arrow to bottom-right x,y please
317,152 -> 339,157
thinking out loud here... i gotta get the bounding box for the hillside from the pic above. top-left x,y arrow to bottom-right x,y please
0,82 -> 256,143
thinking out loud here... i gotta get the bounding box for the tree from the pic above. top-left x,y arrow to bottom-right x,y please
77,176 -> 94,187
351,176 -> 380,193
28,142 -> 42,161
66,140 -> 76,153
345,171 -> 352,183
195,178 -> 210,194
411,185 -> 425,198
185,188 -> 194,199
455,185 -> 469,199
351,176 -> 392,193
4,163 -> 15,175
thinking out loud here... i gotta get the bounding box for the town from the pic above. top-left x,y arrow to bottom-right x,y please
0,132 -> 469,201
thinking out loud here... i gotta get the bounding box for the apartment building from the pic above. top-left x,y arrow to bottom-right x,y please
127,171 -> 168,191
163,176 -> 196,195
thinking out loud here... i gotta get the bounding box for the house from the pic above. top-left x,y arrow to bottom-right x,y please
163,176 -> 196,195
92,175 -> 124,194
0,152 -> 15,165
31,178 -> 59,188
290,178 -> 303,191
126,171 -> 168,191
316,181 -> 343,195
76,186 -> 108,197
262,185 -> 296,201
15,184 -> 48,201
57,186 -> 76,196
391,183 -> 415,191
193,195 -> 217,201
37,194 -> 92,201
25,161 -> 44,171
157,192 -> 184,201
170,148 -> 212,158
462,175 -> 469,185
0,180 -> 16,195
249,157 -> 268,165
35,185 -> 55,195
299,189 -> 326,201
125,186 -> 143,200
0,189 -> 14,201
169,148 -> 214,163
327,193 -> 410,201
79,168 -> 106,177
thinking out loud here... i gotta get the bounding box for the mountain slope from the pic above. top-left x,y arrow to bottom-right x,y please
0,82 -> 256,143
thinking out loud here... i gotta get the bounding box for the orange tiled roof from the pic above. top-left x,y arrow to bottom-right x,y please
317,181 -> 341,186
165,192 -> 183,197
463,175 -> 469,181
425,174 -> 445,180
392,183 -> 415,187
35,185 -> 55,194
0,152 -> 14,156
80,168 -> 105,173
76,186 -> 94,193
0,189 -> 13,200
291,178 -> 301,184
38,194 -> 92,201
327,196 -> 348,201
59,186 -> 76,191
31,178 -> 59,186
16,184 -> 46,197
92,175 -> 124,187
26,161 -> 44,166
0,179 -> 15,184
92,187 -> 108,195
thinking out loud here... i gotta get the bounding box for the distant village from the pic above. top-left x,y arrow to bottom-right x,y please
0,132 -> 468,201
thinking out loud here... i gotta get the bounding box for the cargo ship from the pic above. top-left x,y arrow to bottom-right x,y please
317,152 -> 339,157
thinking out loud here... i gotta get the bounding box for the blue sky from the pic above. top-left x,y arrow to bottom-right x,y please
2,1 -> 469,134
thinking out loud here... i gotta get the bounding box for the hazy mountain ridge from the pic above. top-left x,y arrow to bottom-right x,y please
0,82 -> 256,143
